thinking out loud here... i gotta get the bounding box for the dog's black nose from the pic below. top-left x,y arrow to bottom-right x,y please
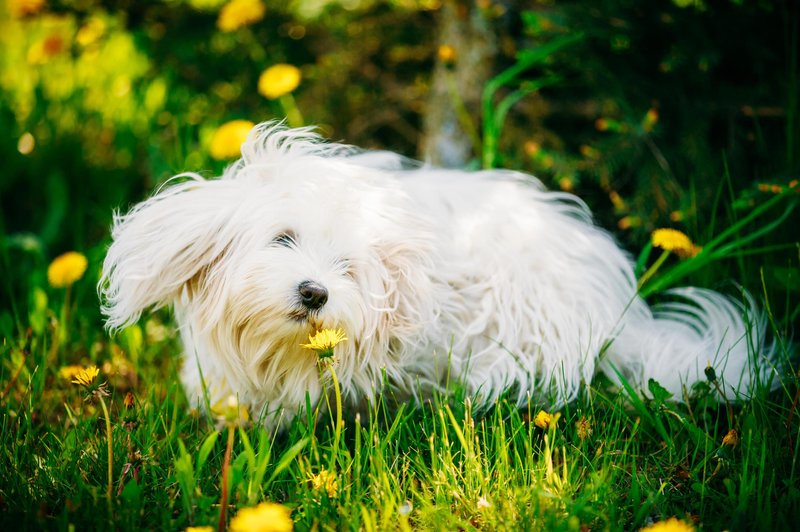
298,280 -> 328,310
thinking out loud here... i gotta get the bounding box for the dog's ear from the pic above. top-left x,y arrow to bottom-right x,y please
100,176 -> 240,330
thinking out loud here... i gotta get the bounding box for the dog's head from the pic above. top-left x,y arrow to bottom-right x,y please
101,123 -> 435,398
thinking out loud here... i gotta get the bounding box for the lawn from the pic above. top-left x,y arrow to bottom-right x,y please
2,0 -> 800,530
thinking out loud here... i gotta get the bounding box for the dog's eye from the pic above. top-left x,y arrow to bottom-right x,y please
336,258 -> 356,278
271,231 -> 297,247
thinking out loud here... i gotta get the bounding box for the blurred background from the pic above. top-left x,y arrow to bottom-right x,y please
1,0 -> 798,330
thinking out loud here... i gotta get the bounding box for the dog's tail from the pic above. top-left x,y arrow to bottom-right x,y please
602,287 -> 782,400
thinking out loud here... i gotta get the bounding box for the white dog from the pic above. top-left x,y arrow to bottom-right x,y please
101,122 -> 776,428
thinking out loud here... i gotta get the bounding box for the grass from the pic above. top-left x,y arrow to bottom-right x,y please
3,2 -> 799,528
1,244 -> 799,531
1,142 -> 798,530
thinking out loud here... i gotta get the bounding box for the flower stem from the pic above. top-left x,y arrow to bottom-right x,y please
637,249 -> 670,290
97,395 -> 114,506
279,93 -> 304,128
327,363 -> 343,468
60,284 -> 72,345
218,424 -> 235,532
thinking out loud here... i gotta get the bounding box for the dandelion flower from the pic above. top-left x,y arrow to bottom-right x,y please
300,328 -> 347,360
59,365 -> 85,381
721,429 -> 739,447
534,410 -> 556,430
640,517 -> 695,532
309,469 -> 338,498
651,229 -> 701,259
437,44 -> 456,63
212,394 -> 250,426
76,17 -> 107,47
217,0 -> 265,32
8,0 -> 46,18
47,251 -> 88,288
186,527 -> 214,532
229,502 -> 293,532
71,365 -> 100,388
258,64 -> 302,100
210,120 -> 254,160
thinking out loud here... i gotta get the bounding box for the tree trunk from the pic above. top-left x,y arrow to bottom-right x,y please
420,1 -> 498,167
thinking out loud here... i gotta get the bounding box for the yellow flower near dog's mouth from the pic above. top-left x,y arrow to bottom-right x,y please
301,328 -> 348,360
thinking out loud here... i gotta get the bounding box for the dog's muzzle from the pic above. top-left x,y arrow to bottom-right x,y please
297,280 -> 328,310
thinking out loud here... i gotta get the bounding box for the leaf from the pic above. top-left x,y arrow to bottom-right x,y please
247,429 -> 273,505
648,378 -> 673,404
265,437 -> 309,486
610,365 -> 672,446
174,439 -> 196,518
195,430 -> 220,480
771,266 -> 800,292
120,478 -> 143,511
635,241 -> 653,278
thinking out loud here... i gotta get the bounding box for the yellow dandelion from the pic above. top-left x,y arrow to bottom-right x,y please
209,120 -> 254,160
258,64 -> 302,100
301,328 -> 347,360
721,429 -> 739,447
59,365 -> 84,381
534,410 -> 556,430
47,251 -> 88,288
309,469 -> 338,498
76,17 -> 106,47
8,0 -> 46,18
212,394 -> 250,426
186,527 -> 214,532
229,502 -> 293,532
640,517 -> 695,532
651,228 -> 701,258
71,365 -> 100,388
217,0 -> 265,32
437,44 -> 457,63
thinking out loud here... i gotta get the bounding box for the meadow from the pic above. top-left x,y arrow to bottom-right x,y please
1,1 -> 799,530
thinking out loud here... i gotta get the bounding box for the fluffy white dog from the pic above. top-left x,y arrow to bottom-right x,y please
101,122 -> 775,428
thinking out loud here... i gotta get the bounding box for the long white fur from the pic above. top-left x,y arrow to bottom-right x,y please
101,121 -> 777,428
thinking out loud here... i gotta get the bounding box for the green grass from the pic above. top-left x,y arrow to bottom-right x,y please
2,1 -> 799,528
1,144 -> 798,531
1,260 -> 798,531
